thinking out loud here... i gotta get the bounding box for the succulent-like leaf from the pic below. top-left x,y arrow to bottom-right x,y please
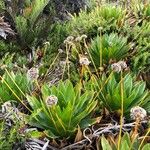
90,33 -> 129,68
101,135 -> 112,150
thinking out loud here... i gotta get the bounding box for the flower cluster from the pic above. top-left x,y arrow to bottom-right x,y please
111,61 -> 127,73
75,34 -> 87,42
27,67 -> 39,80
46,95 -> 58,107
64,36 -> 74,45
130,106 -> 147,121
79,56 -> 91,66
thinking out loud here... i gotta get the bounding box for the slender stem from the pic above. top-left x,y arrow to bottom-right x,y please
66,45 -> 70,79
138,128 -> 150,150
93,71 -> 114,101
129,118 -> 140,150
99,31 -> 103,68
62,44 -> 69,80
117,71 -> 124,150
0,76 -> 31,112
5,69 -> 26,98
43,52 -> 60,81
83,39 -> 99,77
34,79 -> 41,91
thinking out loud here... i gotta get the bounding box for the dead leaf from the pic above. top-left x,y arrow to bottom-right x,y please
74,125 -> 83,142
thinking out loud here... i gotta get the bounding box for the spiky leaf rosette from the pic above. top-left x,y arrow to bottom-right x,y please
27,80 -> 97,139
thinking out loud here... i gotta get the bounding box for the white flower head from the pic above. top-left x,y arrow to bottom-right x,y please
111,63 -> 122,73
98,27 -> 103,31
64,39 -> 68,44
79,56 -> 91,66
46,95 -> 58,107
118,61 -> 127,69
2,101 -> 12,114
64,40 -> 73,46
66,36 -> 74,41
27,67 -> 39,80
64,36 -> 74,45
60,60 -> 70,68
130,106 -> 147,121
44,41 -> 50,46
99,67 -> 104,72
75,36 -> 82,42
81,34 -> 87,39
58,49 -> 63,53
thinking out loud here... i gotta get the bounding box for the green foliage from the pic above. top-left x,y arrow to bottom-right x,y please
0,41 -> 20,56
46,23 -> 68,54
0,0 -> 149,148
144,4 -> 150,17
133,21 -> 150,50
0,53 -> 15,73
97,4 -> 124,20
27,80 -> 97,138
0,71 -> 32,104
2,0 -> 52,52
14,0 -> 50,50
0,52 -> 28,73
142,144 -> 150,150
0,0 -> 4,11
133,51 -> 150,73
0,121 -> 25,149
85,73 -> 149,116
101,135 -> 112,150
131,21 -> 150,73
100,133 -> 149,150
89,33 -> 129,67
133,3 -> 150,19
67,4 -> 125,36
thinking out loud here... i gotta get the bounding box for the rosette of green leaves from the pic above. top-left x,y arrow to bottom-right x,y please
85,73 -> 149,116
90,33 -> 129,68
27,80 -> 97,139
